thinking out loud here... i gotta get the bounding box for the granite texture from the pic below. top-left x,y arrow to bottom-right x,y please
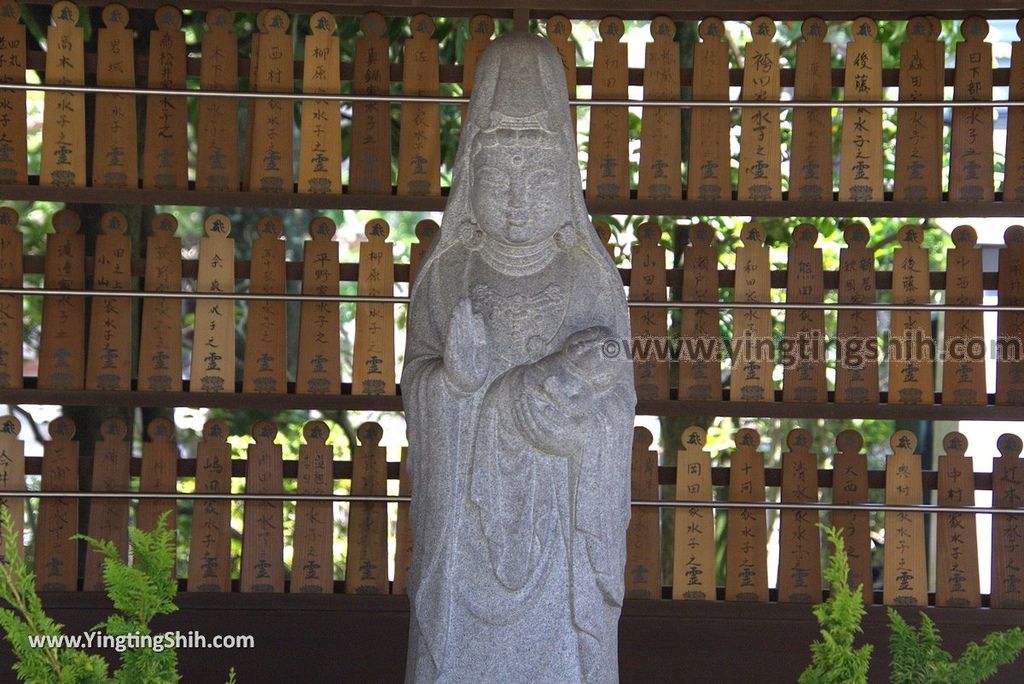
402,33 -> 636,683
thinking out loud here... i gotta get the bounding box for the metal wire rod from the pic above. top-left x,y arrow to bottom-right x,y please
2,82 -> 1020,109
1,287 -> 1022,312
2,490 -> 1023,515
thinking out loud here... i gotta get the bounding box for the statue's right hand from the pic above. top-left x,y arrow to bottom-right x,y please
443,298 -> 491,392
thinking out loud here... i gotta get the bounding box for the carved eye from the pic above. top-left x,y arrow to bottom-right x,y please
476,167 -> 509,190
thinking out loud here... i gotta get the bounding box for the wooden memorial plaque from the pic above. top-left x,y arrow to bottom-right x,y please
638,17 -> 681,201
883,430 -> 927,607
942,225 -> 985,405
191,214 -> 235,394
0,208 -> 22,389
249,9 -> 294,194
34,417 -> 78,591
625,427 -> 660,599
349,12 -> 391,195
138,214 -> 183,392
894,16 -> 942,202
397,14 -> 441,197
738,17 -> 781,202
83,416 -> 130,591
593,221 -> 616,262
40,2 -> 85,188
243,216 -> 287,394
789,17 -> 832,202
409,219 -> 439,287
545,15 -> 577,132
346,422 -> 388,595
0,415 -> 25,562
935,431 -> 980,607
299,11 -> 341,195
241,420 -> 284,592
460,15 -> 494,124
38,210 -> 85,390
196,8 -> 239,192
996,225 -> 1024,405
688,17 -> 730,202
839,17 -> 883,202
672,425 -> 714,600
782,224 -> 826,403
731,223 -> 774,402
0,0 -> 26,185
992,433 -> 1024,608
949,17 -> 993,202
1004,20 -> 1024,201
297,217 -> 340,395
678,223 -> 721,401
630,222 -> 669,401
832,429 -> 872,604
777,428 -> 821,603
888,225 -> 933,405
138,417 -> 177,541
241,9 -> 267,191
352,219 -> 395,395
835,223 -> 879,403
586,16 -> 629,200
187,419 -> 233,592
725,428 -> 768,602
85,211 -> 132,391
393,446 -> 413,595
291,420 -> 335,594
93,4 -> 137,189
142,6 -> 187,190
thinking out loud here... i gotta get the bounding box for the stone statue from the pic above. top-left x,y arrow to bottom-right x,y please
402,33 -> 636,683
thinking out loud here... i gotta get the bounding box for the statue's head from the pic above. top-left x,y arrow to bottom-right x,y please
456,33 -> 580,246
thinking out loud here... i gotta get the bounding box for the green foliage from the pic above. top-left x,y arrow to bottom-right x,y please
888,609 -> 1024,684
0,507 -> 237,684
799,525 -> 872,684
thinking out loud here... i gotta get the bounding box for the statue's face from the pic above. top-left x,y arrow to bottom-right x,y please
470,135 -> 571,244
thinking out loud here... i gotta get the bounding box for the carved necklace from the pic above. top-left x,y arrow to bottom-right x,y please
468,223 -> 572,277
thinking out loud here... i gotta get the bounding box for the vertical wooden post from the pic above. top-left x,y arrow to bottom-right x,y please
40,2 -> 85,187
84,417 -> 130,591
995,225 -> 1024,405
586,16 -> 629,200
190,214 -> 235,394
137,214 -> 183,392
34,417 -> 78,591
93,4 -> 137,189
883,430 -> 927,607
196,8 -> 239,192
992,433 -> 1024,608
38,210 -> 85,390
832,429 -> 872,604
349,12 -> 392,195
0,208 -> 22,389
461,15 -> 495,125
291,420 -> 335,594
393,446 -> 413,595
243,216 -> 287,394
678,223 -> 721,401
888,225 -> 933,405
789,17 -> 832,202
835,223 -> 879,403
726,428 -> 768,602
138,417 -> 177,541
545,16 -> 577,133
409,219 -> 439,288
0,0 -> 26,185
86,211 -> 132,391
241,420 -> 284,592
738,17 -> 780,201
187,419 -> 233,592
297,217 -> 340,395
0,415 -> 25,561
142,6 -> 187,191
352,219 -> 395,395
942,225 -> 985,405
248,9 -> 294,193
298,11 -> 342,195
638,16 -> 681,201
894,16 -> 943,202
935,431 -> 980,607
782,224 -> 826,402
1003,20 -> 1024,201
346,422 -> 388,595
839,17 -> 883,202
949,16 -> 993,202
397,14 -> 440,196
625,427 -> 660,599
629,222 -> 669,401
731,223 -> 774,402
673,426 -> 714,600
777,428 -> 821,603
688,17 -> 730,202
